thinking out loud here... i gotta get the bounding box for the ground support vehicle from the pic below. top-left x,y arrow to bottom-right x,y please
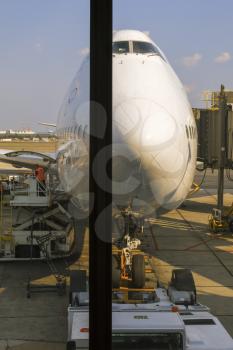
66,269 -> 233,350
209,205 -> 233,233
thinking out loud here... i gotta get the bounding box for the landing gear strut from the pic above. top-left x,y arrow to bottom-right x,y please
113,208 -> 145,288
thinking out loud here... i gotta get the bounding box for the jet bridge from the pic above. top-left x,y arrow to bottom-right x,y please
195,105 -> 233,169
195,85 -> 233,232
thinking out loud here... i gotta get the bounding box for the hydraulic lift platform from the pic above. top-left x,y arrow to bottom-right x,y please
0,176 -> 74,260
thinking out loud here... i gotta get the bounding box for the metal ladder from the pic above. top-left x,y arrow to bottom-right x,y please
0,189 -> 13,257
0,189 -> 13,234
27,232 -> 66,298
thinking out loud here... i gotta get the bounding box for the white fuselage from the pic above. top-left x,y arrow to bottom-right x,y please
56,30 -> 197,217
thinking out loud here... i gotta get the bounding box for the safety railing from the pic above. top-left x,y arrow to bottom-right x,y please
11,177 -> 50,198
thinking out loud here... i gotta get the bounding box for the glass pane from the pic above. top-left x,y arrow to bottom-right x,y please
113,41 -> 130,54
0,1 -> 90,348
113,0 -> 233,348
112,333 -> 183,350
133,41 -> 158,54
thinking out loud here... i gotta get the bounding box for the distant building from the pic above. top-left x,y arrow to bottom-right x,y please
0,129 -> 35,135
202,90 -> 233,110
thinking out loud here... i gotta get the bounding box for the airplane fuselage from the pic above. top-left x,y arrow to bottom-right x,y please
56,30 -> 197,217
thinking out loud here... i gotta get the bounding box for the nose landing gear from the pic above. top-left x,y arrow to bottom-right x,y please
113,208 -> 145,289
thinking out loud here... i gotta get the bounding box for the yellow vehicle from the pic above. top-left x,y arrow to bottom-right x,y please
208,204 -> 233,233
112,238 -> 146,289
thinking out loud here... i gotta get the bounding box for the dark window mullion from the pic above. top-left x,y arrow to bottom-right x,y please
89,1 -> 113,350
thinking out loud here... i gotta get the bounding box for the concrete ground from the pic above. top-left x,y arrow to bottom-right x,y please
0,169 -> 232,348
148,169 -> 233,336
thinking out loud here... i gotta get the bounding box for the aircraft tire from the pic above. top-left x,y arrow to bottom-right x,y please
112,255 -> 121,288
132,254 -> 145,288
229,219 -> 233,233
67,341 -> 76,350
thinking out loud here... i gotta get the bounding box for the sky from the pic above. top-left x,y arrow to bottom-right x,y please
0,0 -> 233,130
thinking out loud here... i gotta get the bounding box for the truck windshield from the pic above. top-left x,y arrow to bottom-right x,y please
112,333 -> 183,349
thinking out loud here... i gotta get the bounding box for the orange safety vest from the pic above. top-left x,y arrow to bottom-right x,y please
35,166 -> 45,182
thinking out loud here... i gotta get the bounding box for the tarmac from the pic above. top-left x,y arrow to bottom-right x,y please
0,169 -> 233,349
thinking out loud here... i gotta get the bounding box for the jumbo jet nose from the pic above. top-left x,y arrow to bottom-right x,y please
140,103 -> 177,151
114,98 -> 188,209
139,103 -> 189,209
114,99 -> 177,145
139,102 -> 187,180
114,99 -> 181,169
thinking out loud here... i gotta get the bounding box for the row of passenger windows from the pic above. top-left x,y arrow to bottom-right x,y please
185,125 -> 196,139
112,40 -> 163,58
58,125 -> 88,140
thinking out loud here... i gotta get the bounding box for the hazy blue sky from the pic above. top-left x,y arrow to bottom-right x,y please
0,0 -> 232,130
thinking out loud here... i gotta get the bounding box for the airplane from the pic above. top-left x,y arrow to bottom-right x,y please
56,29 -> 197,217
0,29 -> 197,219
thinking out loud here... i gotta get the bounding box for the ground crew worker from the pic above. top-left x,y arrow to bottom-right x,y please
35,165 -> 46,196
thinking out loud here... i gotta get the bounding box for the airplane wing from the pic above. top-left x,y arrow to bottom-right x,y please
0,166 -> 32,175
0,150 -> 56,170
38,122 -> 56,128
0,154 -> 50,169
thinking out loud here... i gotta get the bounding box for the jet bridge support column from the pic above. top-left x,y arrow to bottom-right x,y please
217,85 -> 228,210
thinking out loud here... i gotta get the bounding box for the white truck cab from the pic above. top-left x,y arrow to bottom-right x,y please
67,270 -> 233,350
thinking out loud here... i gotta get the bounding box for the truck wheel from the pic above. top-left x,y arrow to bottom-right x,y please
132,254 -> 145,288
112,267 -> 120,288
112,255 -> 120,288
67,341 -> 76,350
69,270 -> 87,305
229,219 -> 233,233
112,254 -> 119,268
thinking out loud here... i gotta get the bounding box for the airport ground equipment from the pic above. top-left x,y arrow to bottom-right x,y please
66,269 -> 233,350
0,176 -> 74,260
208,205 -> 233,233
26,231 -> 66,298
112,209 -> 147,289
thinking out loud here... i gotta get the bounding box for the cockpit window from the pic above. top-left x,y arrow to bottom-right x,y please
133,41 -> 161,56
112,41 -> 129,54
112,40 -> 165,60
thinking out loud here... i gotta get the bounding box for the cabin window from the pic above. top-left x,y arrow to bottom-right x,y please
189,126 -> 192,139
83,125 -> 88,138
112,41 -> 129,54
78,125 -> 83,138
74,125 -> 78,139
